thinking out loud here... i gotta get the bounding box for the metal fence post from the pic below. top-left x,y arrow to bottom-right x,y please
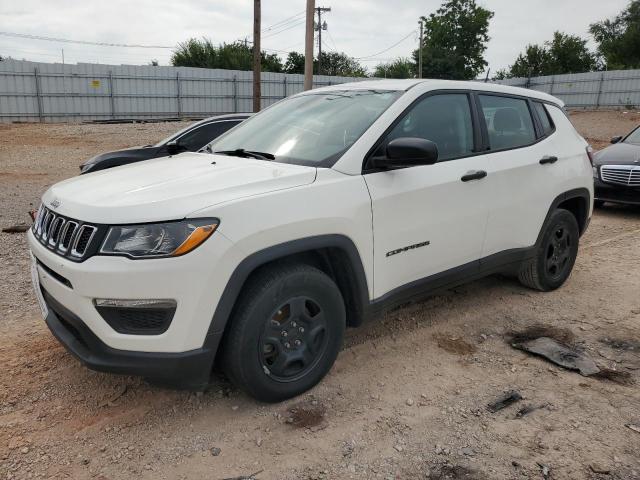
34,67 -> 44,123
283,76 -> 287,99
176,72 -> 182,118
595,72 -> 605,109
232,75 -> 238,113
549,75 -> 556,96
108,71 -> 116,119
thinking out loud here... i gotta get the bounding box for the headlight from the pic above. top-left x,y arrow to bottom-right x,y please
593,166 -> 599,179
100,219 -> 218,258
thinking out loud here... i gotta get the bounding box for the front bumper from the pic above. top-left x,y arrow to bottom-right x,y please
27,225 -> 244,385
594,177 -> 640,205
43,287 -> 218,388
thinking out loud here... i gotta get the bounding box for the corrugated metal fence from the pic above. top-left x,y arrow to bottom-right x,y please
0,59 -> 370,123
494,69 -> 640,109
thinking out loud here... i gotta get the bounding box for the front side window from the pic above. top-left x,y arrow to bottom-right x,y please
376,93 -> 475,162
479,95 -> 536,151
209,90 -> 402,167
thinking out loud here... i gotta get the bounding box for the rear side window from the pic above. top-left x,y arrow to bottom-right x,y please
382,93 -> 475,161
179,121 -> 240,151
533,102 -> 554,137
479,95 -> 536,151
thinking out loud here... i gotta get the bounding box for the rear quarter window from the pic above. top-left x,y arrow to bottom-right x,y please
533,102 -> 555,137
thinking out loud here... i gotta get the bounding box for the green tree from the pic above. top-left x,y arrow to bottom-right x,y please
171,38 -> 283,72
413,0 -> 494,80
315,52 -> 367,77
500,32 -> 597,78
373,58 -> 415,78
590,0 -> 640,69
283,51 -> 305,74
149,59 -> 159,66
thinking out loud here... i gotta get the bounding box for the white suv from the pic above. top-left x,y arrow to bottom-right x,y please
28,80 -> 593,402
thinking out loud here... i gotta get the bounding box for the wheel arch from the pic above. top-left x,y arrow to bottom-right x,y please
203,235 -> 371,354
537,187 -> 591,245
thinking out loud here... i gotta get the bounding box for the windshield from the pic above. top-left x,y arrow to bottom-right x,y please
624,126 -> 640,144
208,89 -> 402,167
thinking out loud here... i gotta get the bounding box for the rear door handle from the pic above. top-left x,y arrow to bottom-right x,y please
539,155 -> 558,165
461,170 -> 487,182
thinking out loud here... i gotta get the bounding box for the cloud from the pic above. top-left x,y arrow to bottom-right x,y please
0,0 -> 630,73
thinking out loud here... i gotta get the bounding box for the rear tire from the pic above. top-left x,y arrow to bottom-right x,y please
221,263 -> 345,402
518,208 -> 579,291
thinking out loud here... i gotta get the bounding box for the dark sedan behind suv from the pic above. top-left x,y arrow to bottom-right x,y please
80,113 -> 251,174
593,125 -> 640,207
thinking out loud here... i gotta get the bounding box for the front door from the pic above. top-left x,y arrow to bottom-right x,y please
363,92 -> 490,299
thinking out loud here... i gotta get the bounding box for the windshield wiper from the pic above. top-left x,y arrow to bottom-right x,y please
213,148 -> 275,160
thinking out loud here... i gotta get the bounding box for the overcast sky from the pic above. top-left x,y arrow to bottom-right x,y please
0,0 -> 630,74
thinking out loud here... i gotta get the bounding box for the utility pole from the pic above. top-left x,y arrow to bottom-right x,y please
253,0 -> 261,112
418,19 -> 423,79
315,6 -> 331,75
304,0 -> 315,90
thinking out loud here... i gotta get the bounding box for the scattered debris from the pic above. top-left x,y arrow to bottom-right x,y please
599,337 -> 640,352
590,368 -> 634,385
434,333 -> 477,355
537,462 -> 551,479
589,463 -> 611,475
98,384 -> 128,408
427,464 -> 480,479
285,399 -> 326,429
406,398 -> 414,406
210,447 -> 222,456
487,390 -> 522,413
2,224 -> 30,233
515,403 -> 549,418
626,423 -> 640,434
512,336 -> 599,376
220,469 -> 263,480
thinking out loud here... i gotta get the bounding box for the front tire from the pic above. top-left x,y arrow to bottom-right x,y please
221,264 -> 345,402
518,208 -> 579,291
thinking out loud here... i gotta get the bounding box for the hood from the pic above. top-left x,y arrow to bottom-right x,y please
44,152 -> 317,224
594,142 -> 640,166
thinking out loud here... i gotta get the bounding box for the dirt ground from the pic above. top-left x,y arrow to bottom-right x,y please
1,111 -> 639,480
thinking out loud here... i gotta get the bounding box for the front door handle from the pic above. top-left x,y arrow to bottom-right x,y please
461,170 -> 487,182
539,155 -> 558,165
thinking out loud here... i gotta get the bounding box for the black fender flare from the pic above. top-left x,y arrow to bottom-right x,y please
535,187 -> 591,246
202,234 -> 370,353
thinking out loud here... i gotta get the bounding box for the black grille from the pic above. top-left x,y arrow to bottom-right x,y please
32,205 -> 99,261
95,305 -> 176,335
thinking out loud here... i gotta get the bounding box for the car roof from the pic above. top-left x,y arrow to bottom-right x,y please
308,79 -> 564,107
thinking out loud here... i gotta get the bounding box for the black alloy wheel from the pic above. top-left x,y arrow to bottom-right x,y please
260,296 -> 329,382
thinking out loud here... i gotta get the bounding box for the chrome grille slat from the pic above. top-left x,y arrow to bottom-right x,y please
33,205 -> 98,261
601,165 -> 640,186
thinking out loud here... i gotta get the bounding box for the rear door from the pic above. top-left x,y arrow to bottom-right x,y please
363,92 -> 491,298
477,94 -> 562,257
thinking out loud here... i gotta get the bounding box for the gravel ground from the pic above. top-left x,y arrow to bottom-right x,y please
1,114 -> 639,480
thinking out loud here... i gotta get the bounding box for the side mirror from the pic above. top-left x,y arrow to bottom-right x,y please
611,135 -> 623,144
374,137 -> 438,169
166,140 -> 183,155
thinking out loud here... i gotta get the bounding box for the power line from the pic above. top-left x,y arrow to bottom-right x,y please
355,30 -> 416,59
263,10 -> 305,31
0,31 -> 173,48
262,19 -> 306,39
